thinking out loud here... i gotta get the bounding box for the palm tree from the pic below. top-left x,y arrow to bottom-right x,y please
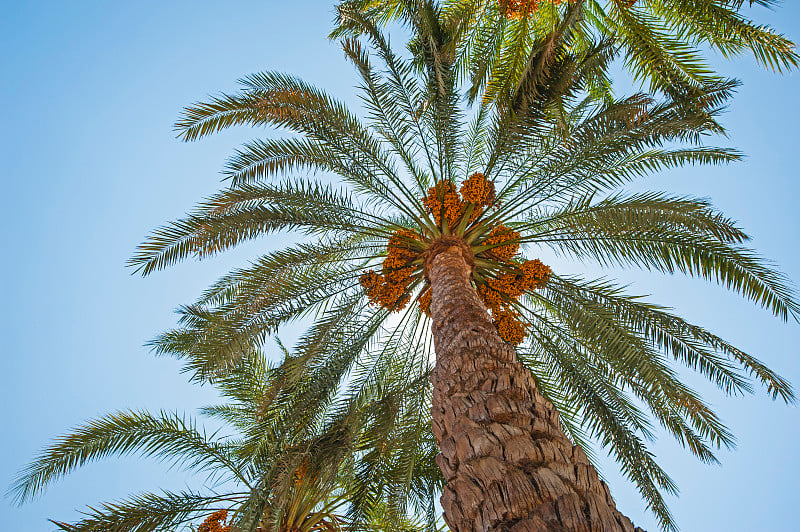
124,7 -> 796,532
332,0 -> 798,103
11,347 -> 442,531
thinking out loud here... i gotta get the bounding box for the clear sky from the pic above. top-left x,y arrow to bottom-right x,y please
2,2 -> 799,531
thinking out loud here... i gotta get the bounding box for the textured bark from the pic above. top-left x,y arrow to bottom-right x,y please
428,244 -> 645,532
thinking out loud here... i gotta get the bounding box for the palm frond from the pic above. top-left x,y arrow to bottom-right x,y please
129,180 -> 393,275
50,490 -> 238,532
11,411 -> 246,504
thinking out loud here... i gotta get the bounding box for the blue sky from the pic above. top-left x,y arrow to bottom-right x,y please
2,2 -> 799,530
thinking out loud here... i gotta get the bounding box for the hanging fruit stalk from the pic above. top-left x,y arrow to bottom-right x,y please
197,510 -> 231,532
360,173 -> 551,346
497,0 -> 576,20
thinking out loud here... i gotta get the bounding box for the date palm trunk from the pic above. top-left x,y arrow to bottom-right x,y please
427,242 -> 644,532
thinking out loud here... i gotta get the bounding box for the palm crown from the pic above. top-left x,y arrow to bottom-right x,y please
332,0 -> 799,103
12,344 -> 442,531
124,6 -> 797,530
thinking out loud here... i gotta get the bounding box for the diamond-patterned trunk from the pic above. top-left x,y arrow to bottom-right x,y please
428,244 -> 645,532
